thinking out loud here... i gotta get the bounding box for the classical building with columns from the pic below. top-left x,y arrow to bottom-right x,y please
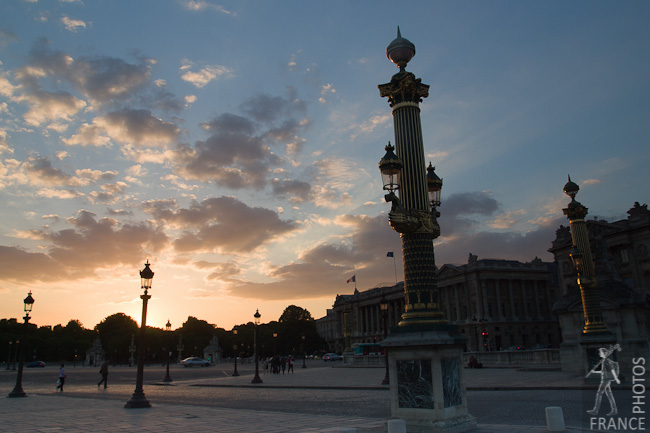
317,255 -> 562,353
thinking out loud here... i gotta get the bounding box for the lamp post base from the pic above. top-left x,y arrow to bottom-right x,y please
124,391 -> 151,408
7,387 -> 27,398
251,374 -> 263,384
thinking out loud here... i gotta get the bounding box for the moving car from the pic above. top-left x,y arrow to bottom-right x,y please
180,357 -> 211,367
26,361 -> 45,368
322,353 -> 343,361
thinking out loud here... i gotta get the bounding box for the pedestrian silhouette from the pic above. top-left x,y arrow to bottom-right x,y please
97,360 -> 109,389
56,363 -> 66,392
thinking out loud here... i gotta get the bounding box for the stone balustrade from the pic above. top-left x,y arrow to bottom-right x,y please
463,349 -> 560,367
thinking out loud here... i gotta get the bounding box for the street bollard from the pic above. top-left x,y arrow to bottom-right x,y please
387,419 -> 407,433
545,406 -> 566,431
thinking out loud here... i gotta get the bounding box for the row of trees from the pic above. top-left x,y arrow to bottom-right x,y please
1,305 -> 327,365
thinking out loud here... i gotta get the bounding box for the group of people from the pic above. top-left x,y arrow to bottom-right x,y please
263,355 -> 295,374
53,360 -> 110,392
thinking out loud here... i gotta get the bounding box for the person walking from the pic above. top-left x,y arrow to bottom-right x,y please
97,360 -> 109,389
56,363 -> 66,392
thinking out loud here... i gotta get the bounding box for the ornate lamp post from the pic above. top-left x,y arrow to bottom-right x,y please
377,28 -> 475,432
176,334 -> 184,363
12,339 -> 18,370
163,319 -> 173,383
301,335 -> 307,369
5,341 -> 11,370
562,176 -> 610,335
8,291 -> 35,398
471,316 -> 486,352
273,332 -> 278,356
251,310 -> 263,384
125,261 -> 154,408
380,298 -> 390,385
232,329 -> 240,376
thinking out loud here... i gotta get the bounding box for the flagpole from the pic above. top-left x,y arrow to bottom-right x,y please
393,255 -> 397,284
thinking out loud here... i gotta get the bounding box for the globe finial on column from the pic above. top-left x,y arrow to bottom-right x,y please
386,26 -> 415,71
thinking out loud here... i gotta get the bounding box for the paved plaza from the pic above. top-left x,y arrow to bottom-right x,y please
1,364 -> 624,432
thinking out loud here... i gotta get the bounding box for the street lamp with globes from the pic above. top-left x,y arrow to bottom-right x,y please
8,291 -> 35,398
125,261 -> 154,408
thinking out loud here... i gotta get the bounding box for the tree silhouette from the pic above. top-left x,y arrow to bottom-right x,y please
95,313 -> 138,364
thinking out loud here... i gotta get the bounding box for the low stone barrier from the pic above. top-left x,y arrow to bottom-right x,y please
463,349 -> 560,367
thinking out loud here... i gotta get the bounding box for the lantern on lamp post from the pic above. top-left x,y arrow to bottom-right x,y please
251,310 -> 263,384
232,329 -> 240,376
8,291 -> 34,398
125,261 -> 154,408
163,319 -> 173,383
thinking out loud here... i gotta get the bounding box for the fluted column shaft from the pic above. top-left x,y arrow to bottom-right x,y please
563,200 -> 608,334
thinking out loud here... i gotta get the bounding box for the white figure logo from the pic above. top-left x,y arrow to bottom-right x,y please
586,344 -> 622,416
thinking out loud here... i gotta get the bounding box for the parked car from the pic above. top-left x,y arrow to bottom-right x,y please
322,353 -> 343,361
26,361 -> 45,368
180,357 -> 210,367
505,345 -> 525,351
530,344 -> 550,350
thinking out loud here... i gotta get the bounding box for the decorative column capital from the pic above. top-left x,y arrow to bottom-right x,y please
563,199 -> 588,221
378,71 -> 429,107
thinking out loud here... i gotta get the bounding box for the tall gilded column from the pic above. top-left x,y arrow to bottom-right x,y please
562,176 -> 609,334
377,30 -> 476,432
378,28 -> 445,327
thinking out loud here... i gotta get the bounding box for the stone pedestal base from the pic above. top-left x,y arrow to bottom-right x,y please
382,324 -> 476,433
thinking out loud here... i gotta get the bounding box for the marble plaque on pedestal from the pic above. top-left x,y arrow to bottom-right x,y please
441,358 -> 462,408
397,359 -> 434,409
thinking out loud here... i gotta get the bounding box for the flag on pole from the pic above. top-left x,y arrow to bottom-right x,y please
386,251 -> 394,257
347,275 -> 356,283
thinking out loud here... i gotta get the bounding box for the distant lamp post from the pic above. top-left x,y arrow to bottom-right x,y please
232,329 -> 240,376
176,334 -> 184,364
5,341 -> 11,371
562,176 -> 609,335
125,260 -> 154,408
301,335 -> 307,369
163,319 -> 173,383
8,291 -> 35,398
129,334 -> 136,367
273,332 -> 278,356
471,316 -> 486,352
380,298 -> 390,385
251,310 -> 263,384
12,340 -> 18,371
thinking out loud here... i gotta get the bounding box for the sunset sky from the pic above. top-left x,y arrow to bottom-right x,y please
1,1 -> 648,331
